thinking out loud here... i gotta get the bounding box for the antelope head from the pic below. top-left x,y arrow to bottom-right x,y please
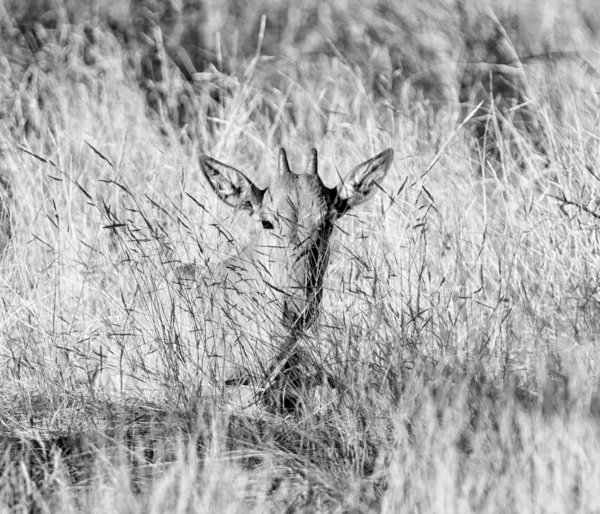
200,147 -> 394,333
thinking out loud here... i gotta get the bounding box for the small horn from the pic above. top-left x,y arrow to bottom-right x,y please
305,148 -> 317,176
278,148 -> 291,175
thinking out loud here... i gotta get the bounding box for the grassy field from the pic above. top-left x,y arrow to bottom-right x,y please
1,0 -> 600,512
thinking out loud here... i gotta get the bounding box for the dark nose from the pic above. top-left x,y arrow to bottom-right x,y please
282,294 -> 309,331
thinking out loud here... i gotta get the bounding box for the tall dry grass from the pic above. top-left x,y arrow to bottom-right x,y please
0,0 -> 599,512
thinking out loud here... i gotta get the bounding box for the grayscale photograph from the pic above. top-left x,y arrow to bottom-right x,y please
0,0 -> 597,511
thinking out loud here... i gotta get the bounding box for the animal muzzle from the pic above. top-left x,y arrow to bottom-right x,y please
282,295 -> 319,332
281,244 -> 327,332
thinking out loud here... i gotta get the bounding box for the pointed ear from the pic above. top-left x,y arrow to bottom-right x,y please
200,155 -> 265,212
335,148 -> 394,215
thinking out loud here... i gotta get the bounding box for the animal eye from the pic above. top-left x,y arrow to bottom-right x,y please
261,218 -> 275,230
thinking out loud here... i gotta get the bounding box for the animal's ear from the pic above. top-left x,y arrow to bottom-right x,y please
334,148 -> 394,216
200,155 -> 265,211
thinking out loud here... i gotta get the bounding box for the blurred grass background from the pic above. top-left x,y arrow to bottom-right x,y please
0,0 -> 600,512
